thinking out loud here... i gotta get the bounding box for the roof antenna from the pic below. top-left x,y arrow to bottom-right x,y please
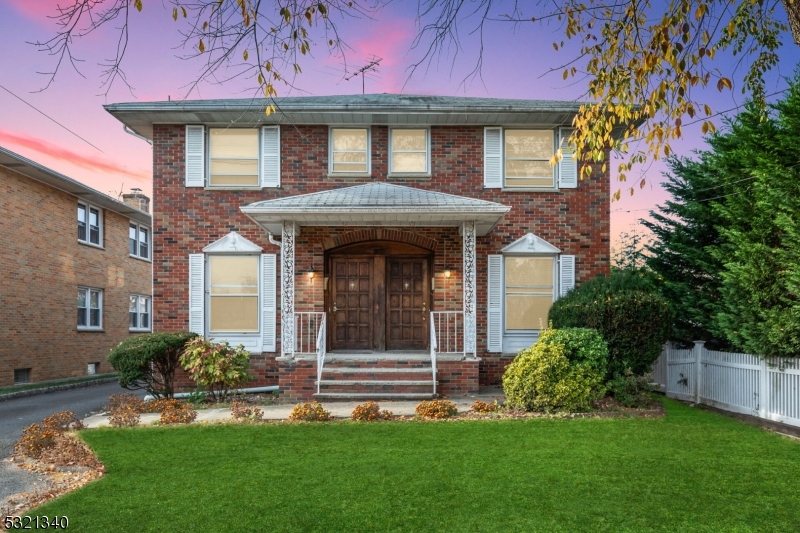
345,57 -> 383,94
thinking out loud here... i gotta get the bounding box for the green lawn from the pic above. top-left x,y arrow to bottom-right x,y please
31,399 -> 800,532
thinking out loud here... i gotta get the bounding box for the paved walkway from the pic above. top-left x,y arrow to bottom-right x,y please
83,389 -> 505,428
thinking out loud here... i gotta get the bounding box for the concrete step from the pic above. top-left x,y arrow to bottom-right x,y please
314,392 -> 437,401
322,367 -> 432,374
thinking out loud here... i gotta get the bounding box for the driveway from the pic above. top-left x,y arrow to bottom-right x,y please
0,381 -> 145,508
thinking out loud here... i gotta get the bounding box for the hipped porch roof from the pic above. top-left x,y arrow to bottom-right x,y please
241,183 -> 510,236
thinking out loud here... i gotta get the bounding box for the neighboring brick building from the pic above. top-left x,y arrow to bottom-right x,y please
0,146 -> 152,387
105,94 -> 612,400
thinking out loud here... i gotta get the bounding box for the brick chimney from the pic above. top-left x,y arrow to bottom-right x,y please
122,190 -> 150,213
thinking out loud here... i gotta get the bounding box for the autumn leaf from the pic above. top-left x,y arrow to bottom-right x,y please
134,0 -> 142,12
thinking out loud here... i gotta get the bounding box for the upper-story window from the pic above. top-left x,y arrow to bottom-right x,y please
504,130 -> 555,188
484,127 -> 577,190
77,202 -> 102,247
129,294 -> 151,331
129,222 -> 150,260
390,128 -> 429,174
209,128 -> 259,187
330,128 -> 370,174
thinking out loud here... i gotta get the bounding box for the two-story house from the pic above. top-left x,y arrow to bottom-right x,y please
104,94 -> 612,401
0,146 -> 153,387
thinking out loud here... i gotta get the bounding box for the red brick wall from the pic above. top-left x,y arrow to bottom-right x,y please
152,123 -> 610,389
0,166 -> 152,386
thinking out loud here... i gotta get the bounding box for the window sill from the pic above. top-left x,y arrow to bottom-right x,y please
326,173 -> 372,179
129,254 -> 152,263
129,328 -> 152,333
205,186 -> 265,191
387,173 -> 431,179
500,187 -> 560,193
78,240 -> 104,250
77,327 -> 104,332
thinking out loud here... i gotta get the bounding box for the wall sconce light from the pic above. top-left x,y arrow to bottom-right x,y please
443,266 -> 452,278
307,264 -> 315,280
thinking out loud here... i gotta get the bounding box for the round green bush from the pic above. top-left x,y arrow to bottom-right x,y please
548,270 -> 673,378
502,328 -> 606,413
535,327 -> 608,373
108,332 -> 198,398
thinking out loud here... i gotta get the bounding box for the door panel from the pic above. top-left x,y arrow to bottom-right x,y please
331,258 -> 373,350
387,258 -> 428,350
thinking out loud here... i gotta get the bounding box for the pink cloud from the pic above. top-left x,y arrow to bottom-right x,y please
0,128 -> 149,182
347,17 -> 415,93
6,0 -> 63,24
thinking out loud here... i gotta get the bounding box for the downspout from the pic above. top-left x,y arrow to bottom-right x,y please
268,233 -> 281,246
144,385 -> 279,401
123,125 -> 153,146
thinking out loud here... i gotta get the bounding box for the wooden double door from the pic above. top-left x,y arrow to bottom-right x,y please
329,247 -> 430,352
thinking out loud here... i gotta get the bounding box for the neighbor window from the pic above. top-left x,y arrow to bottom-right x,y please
77,203 -> 102,246
208,255 -> 259,333
129,295 -> 151,331
77,288 -> 103,330
390,129 -> 428,174
209,128 -> 259,186
129,222 -> 150,260
504,130 -> 555,188
504,257 -> 554,330
330,128 -> 369,173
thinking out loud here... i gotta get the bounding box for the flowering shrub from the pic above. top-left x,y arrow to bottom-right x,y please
231,400 -> 264,422
108,407 -> 141,428
144,398 -> 187,413
288,401 -> 332,422
351,401 -> 393,421
105,393 -> 145,413
180,338 -> 253,400
470,400 -> 500,413
159,404 -> 198,425
14,411 -> 84,459
415,400 -> 458,419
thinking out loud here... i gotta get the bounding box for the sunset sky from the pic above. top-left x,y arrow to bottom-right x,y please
1,0 -> 799,250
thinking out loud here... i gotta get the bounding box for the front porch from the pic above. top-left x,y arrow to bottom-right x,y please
240,183 -> 509,400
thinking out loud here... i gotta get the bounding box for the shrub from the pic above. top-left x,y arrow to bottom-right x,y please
470,400 -> 500,413
549,269 -> 673,377
180,338 -> 254,401
535,327 -> 608,374
351,401 -> 393,421
288,402 -> 332,422
159,404 -> 198,425
13,411 -> 84,459
108,332 -> 198,398
38,433 -> 101,469
415,400 -> 458,419
607,370 -> 656,408
104,393 -> 145,414
145,398 -> 188,413
231,400 -> 264,422
502,331 -> 606,413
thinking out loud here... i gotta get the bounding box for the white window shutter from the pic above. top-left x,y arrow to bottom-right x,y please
188,254 -> 205,335
487,254 -> 503,352
558,127 -> 578,189
260,126 -> 280,188
559,255 -> 576,297
185,125 -> 205,187
484,127 -> 502,188
261,254 -> 277,352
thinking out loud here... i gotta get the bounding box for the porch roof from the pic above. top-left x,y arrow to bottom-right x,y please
240,183 -> 510,236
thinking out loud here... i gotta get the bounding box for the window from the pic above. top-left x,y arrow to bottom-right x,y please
129,222 -> 150,260
14,368 -> 31,384
129,295 -> 151,331
208,128 -> 259,186
504,130 -> 556,188
77,203 -> 102,246
330,128 -> 369,174
208,255 -> 259,333
77,288 -> 103,330
390,129 -> 428,174
504,257 -> 555,331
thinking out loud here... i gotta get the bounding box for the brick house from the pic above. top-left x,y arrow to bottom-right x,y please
105,94 -> 611,401
0,146 -> 152,387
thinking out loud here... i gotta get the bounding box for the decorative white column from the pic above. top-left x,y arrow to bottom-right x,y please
281,221 -> 296,357
462,220 -> 477,356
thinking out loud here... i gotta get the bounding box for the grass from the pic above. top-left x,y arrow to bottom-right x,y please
0,374 -> 116,395
31,398 -> 800,532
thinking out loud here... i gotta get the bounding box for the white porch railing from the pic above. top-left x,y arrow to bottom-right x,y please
293,312 -> 326,394
652,341 -> 800,428
429,312 -> 438,396
430,311 -> 464,355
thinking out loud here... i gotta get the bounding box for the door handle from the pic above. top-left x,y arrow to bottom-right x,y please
333,304 -> 338,313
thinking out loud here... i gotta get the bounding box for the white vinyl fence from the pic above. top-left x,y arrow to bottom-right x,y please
652,342 -> 800,428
